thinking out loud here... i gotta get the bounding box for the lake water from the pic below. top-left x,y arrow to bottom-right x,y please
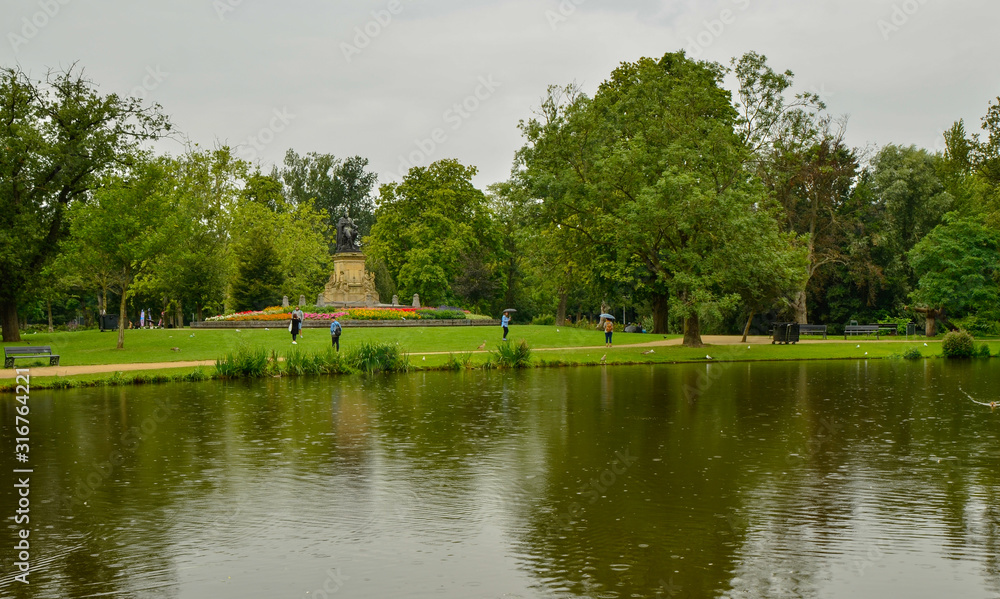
2,359 -> 1000,598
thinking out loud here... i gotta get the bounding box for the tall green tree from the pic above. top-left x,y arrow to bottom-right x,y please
230,225 -> 285,312
818,144 -> 954,323
732,52 -> 861,324
366,159 -> 500,308
65,158 -> 172,348
227,189 -> 332,310
908,214 -> 1000,321
0,65 -> 170,341
151,148 -> 247,322
518,52 -> 806,345
278,150 -> 378,243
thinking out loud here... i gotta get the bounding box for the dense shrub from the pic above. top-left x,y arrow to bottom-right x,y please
941,330 -> 975,359
974,342 -> 992,358
532,314 -> 556,326
950,316 -> 1000,337
902,347 -> 922,360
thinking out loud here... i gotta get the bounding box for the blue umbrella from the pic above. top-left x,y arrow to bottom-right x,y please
599,313 -> 615,320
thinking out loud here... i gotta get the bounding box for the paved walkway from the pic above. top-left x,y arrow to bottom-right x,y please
1,335 -> 922,379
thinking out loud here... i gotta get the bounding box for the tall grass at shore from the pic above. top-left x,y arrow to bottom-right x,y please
345,341 -> 409,374
215,343 -> 270,378
214,340 -> 408,378
490,340 -> 532,369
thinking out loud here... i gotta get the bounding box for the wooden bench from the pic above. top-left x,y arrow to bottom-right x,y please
799,324 -> 827,339
844,325 -> 880,340
4,346 -> 60,368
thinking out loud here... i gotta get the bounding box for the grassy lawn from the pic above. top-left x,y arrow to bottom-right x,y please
4,327 -> 993,387
2,326 -> 672,366
419,338 -> 971,368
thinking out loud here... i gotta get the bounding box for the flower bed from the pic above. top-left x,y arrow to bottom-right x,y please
206,306 -> 492,322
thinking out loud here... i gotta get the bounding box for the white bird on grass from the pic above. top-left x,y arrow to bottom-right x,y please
642,349 -> 655,355
706,355 -> 712,360
600,354 -> 607,363
477,340 -> 487,350
856,344 -> 860,348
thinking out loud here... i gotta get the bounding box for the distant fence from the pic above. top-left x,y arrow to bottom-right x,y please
191,319 -> 500,329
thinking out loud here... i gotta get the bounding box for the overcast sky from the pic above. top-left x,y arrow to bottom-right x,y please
3,0 -> 998,189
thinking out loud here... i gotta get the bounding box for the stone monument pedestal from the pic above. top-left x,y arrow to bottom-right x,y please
317,252 -> 380,307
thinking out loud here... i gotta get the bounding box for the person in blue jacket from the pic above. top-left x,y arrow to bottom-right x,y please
330,318 -> 342,352
501,312 -> 510,341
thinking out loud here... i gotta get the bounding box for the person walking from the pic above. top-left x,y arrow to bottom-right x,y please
140,309 -> 145,328
604,318 -> 614,348
330,317 -> 342,352
290,307 -> 304,344
501,311 -> 510,341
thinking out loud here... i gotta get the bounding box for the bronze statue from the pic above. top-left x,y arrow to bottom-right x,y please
336,214 -> 360,253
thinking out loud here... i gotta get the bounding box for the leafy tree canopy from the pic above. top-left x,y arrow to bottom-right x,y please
908,214 -> 1000,319
0,64 -> 170,340
366,159 -> 500,308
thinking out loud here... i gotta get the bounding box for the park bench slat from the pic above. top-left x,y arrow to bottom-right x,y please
799,324 -> 827,339
844,325 -> 880,340
4,345 -> 60,368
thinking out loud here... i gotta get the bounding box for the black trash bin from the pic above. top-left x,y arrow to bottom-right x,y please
772,322 -> 800,345
100,314 -> 120,332
906,322 -> 916,336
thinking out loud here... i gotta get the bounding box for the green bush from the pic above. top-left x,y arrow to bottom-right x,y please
492,339 -> 531,368
950,315 -> 1000,337
974,342 -> 992,358
902,347 -> 922,360
346,341 -> 409,374
532,314 -> 556,326
942,330 -> 975,359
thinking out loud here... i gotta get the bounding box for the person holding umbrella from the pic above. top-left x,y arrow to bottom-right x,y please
501,308 -> 515,341
600,313 -> 616,347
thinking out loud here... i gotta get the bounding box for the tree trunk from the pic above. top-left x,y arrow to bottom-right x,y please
792,290 -> 808,324
175,300 -> 183,329
683,313 -> 704,348
925,316 -> 936,337
117,292 -> 127,349
741,310 -> 755,343
555,288 -> 568,326
505,257 -> 517,309
1,300 -> 21,342
47,298 -> 54,333
651,292 -> 669,334
196,305 -> 203,322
